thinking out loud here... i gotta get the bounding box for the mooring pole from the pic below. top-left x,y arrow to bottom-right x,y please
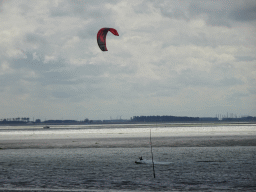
150,129 -> 155,178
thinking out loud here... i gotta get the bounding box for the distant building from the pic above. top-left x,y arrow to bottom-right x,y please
35,119 -> 41,123
222,116 -> 256,122
91,120 -> 103,124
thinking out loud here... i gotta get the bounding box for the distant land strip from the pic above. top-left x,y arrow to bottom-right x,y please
0,115 -> 256,125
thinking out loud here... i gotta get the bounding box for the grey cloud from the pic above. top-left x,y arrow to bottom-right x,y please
218,77 -> 244,87
150,0 -> 256,26
230,6 -> 256,22
176,68 -> 244,88
0,69 -> 32,97
50,0 -> 114,19
51,91 -> 71,98
10,50 -> 136,93
0,0 -> 4,12
10,53 -> 79,89
167,32 -> 212,47
127,76 -> 180,99
248,88 -> 256,95
38,71 -> 80,86
4,63 -> 106,102
133,1 -> 154,15
25,33 -> 47,47
235,56 -> 256,62
75,13 -> 117,40
18,2 -> 34,16
176,70 -> 215,87
75,64 -> 108,76
226,92 -> 249,102
147,0 -> 191,21
50,1 -> 72,17
8,53 -> 137,101
188,1 -> 232,27
0,73 -> 21,88
21,32 -> 55,57
73,61 -> 137,79
147,0 -> 234,27
156,0 -> 256,27
77,22 -> 111,40
153,88 -> 180,97
12,53 -> 53,71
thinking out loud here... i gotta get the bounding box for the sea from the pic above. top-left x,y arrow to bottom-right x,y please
0,124 -> 256,191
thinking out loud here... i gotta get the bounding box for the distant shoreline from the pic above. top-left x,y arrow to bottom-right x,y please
0,121 -> 255,127
0,121 -> 255,128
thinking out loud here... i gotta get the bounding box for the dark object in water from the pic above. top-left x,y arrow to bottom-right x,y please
43,126 -> 50,129
135,159 -> 146,164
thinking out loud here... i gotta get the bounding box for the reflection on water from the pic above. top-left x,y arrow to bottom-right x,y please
0,147 -> 255,191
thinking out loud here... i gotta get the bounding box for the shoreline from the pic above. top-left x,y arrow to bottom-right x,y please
1,124 -> 255,149
0,122 -> 255,130
1,125 -> 255,140
1,135 -> 256,149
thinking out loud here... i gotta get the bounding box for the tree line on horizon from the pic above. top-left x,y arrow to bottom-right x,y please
0,115 -> 255,124
131,115 -> 256,122
131,115 -> 200,122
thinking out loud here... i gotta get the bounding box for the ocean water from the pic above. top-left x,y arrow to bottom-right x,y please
1,146 -> 256,191
0,124 -> 256,191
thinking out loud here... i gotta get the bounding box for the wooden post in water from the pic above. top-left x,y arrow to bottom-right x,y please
150,129 -> 156,178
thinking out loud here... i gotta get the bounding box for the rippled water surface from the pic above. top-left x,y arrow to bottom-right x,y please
1,146 -> 255,191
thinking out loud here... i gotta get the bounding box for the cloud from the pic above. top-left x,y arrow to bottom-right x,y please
230,3 -> 256,22
0,0 -> 255,119
235,56 -> 256,62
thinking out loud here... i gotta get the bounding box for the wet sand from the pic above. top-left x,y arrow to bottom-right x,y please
1,123 -> 256,149
1,135 -> 256,149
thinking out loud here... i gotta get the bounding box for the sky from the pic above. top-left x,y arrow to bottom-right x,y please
0,0 -> 255,121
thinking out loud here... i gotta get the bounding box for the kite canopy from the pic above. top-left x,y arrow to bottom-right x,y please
97,28 -> 119,51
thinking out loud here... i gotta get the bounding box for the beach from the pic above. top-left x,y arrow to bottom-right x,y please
0,123 -> 256,149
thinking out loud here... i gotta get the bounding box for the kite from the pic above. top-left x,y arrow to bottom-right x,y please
97,28 -> 119,51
